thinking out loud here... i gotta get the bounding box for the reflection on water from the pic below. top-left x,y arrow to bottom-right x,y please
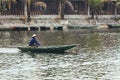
0,48 -> 19,54
0,31 -> 101,48
0,31 -> 120,80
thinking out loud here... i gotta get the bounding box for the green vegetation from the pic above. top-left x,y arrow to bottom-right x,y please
88,0 -> 103,19
0,0 -> 120,21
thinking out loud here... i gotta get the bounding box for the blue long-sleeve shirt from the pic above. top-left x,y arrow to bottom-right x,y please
29,37 -> 40,46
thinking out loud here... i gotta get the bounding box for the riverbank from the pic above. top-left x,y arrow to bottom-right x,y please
0,17 -> 119,31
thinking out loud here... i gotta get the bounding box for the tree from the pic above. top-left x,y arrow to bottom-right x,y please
27,0 -> 31,22
0,0 -> 16,11
0,0 -> 2,11
20,0 -> 31,22
114,0 -> 120,20
59,0 -> 64,19
88,0 -> 103,19
101,0 -> 120,20
21,0 -> 47,22
0,0 -> 17,15
59,0 -> 74,19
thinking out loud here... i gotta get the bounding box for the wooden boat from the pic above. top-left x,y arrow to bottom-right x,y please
107,24 -> 120,28
18,44 -> 77,53
68,25 -> 96,30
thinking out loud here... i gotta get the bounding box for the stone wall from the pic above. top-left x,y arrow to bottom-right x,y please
0,15 -> 119,28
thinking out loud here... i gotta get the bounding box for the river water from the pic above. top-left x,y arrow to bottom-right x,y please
0,30 -> 120,80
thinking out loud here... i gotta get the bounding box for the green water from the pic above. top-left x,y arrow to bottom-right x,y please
0,31 -> 120,80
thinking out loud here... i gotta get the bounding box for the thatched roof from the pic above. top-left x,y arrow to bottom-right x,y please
65,0 -> 74,11
1,0 -> 16,2
33,2 -> 47,10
